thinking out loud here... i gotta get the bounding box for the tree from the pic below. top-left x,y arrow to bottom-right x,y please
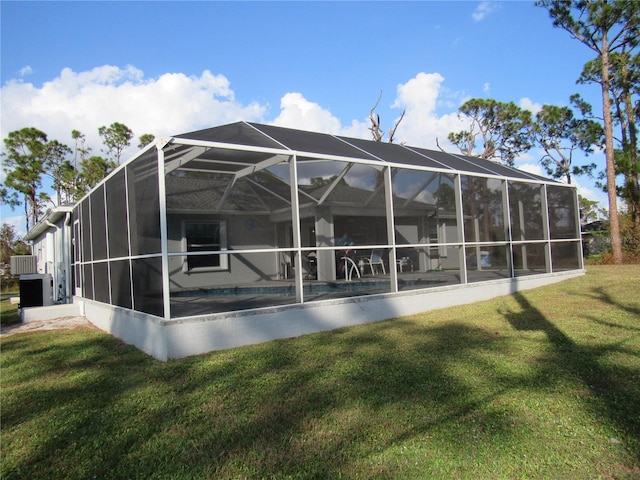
98,122 -> 133,165
78,155 -> 116,192
1,128 -> 51,231
612,51 -> 640,233
44,140 -> 74,205
368,91 -> 405,143
138,133 -> 155,149
0,223 -> 29,264
447,98 -> 533,166
310,175 -> 347,187
71,129 -> 89,171
580,51 -> 640,232
537,0 -> 640,263
0,223 -> 30,286
533,103 -> 603,184
579,194 -> 608,223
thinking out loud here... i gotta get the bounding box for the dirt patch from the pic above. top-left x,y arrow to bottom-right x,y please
0,316 -> 97,336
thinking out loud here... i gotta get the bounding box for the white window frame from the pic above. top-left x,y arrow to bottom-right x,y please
182,220 -> 228,273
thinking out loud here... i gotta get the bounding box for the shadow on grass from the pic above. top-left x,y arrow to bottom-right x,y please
2,285 -> 639,478
581,286 -> 640,318
503,291 -> 640,465
1,319 -> 525,479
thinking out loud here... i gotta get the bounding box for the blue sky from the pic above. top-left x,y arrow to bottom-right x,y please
1,1 -> 605,235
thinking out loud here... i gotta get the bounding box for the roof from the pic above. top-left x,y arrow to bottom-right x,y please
172,121 -> 555,183
24,205 -> 74,241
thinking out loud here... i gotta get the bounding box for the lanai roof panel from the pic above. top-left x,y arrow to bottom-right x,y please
406,147 -> 497,175
474,159 -> 554,182
337,136 -> 454,170
249,123 -> 378,160
170,122 -> 561,184
174,122 -> 284,150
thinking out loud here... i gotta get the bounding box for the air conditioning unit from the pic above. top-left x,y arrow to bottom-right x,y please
11,255 -> 37,275
19,273 -> 53,307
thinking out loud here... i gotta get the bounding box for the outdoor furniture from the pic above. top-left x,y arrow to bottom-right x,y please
363,249 -> 386,275
340,256 -> 361,281
305,252 -> 317,279
396,256 -> 411,272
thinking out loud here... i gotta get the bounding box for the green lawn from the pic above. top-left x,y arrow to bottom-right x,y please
1,265 -> 639,479
0,297 -> 20,327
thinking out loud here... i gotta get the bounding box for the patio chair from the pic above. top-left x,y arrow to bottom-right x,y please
364,249 -> 386,275
396,256 -> 411,272
340,255 -> 361,281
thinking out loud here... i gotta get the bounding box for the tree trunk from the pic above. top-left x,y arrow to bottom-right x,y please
622,61 -> 639,231
601,36 -> 623,264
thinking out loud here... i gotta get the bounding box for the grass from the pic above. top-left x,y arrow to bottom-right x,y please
1,265 -> 639,479
0,298 -> 20,327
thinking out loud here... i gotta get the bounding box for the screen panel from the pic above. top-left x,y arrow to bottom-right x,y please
512,243 -> 548,276
551,241 -> 581,271
127,153 -> 162,255
547,185 -> 579,240
465,244 -> 510,282
110,259 -> 132,309
80,201 -> 92,262
106,169 -> 130,258
508,182 -> 545,241
90,186 -> 108,261
83,264 -> 94,300
461,176 -> 506,243
132,257 -> 164,317
93,261 -> 110,304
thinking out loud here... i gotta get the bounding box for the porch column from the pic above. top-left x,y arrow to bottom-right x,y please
314,206 -> 335,282
502,180 -> 514,278
289,154 -> 304,303
384,166 -> 398,292
455,174 -> 468,284
541,184 -> 552,273
157,141 -> 171,321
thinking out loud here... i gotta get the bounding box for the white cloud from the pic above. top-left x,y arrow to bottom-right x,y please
1,214 -> 27,238
19,65 -> 33,77
1,65 -> 267,158
1,65 -> 471,158
518,163 -> 544,177
472,1 -> 499,21
270,92 -> 380,141
573,178 -> 607,206
390,72 -> 468,150
271,73 -> 470,151
520,97 -> 543,115
271,92 -> 343,134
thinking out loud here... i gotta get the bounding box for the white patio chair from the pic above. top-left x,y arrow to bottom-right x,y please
364,249 -> 386,275
396,256 -> 410,272
341,256 -> 361,281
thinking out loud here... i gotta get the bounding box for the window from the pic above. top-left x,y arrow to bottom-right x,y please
183,221 -> 228,272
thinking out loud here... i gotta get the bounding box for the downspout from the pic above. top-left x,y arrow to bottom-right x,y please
64,212 -> 72,303
45,221 -> 58,295
45,213 -> 72,304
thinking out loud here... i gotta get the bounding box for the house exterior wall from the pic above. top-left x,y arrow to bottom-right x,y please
25,209 -> 73,304
31,233 -> 48,274
166,213 -> 285,290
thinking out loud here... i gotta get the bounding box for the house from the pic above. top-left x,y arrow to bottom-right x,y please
21,205 -> 74,307
25,122 -> 585,360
